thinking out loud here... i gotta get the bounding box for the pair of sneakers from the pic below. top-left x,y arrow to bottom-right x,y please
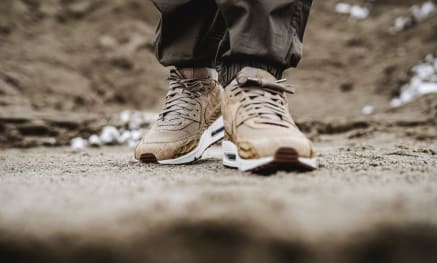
135,67 -> 317,173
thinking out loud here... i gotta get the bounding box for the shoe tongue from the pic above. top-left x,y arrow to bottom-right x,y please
177,68 -> 211,79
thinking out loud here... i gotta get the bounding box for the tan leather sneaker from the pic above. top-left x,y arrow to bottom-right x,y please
222,67 -> 317,173
135,68 -> 224,164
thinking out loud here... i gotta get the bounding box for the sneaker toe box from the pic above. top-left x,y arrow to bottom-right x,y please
135,137 -> 199,161
238,136 -> 314,159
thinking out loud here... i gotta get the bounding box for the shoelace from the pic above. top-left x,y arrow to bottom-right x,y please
236,76 -> 296,127
158,69 -> 210,126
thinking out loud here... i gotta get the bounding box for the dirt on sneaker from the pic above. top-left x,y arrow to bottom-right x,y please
1,0 -> 437,262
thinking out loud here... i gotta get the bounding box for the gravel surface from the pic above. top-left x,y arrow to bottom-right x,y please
1,132 -> 436,262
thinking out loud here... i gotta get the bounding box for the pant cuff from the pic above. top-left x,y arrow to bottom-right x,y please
218,61 -> 284,87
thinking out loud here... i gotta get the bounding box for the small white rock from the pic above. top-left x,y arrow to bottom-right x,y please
410,1 -> 436,22
408,77 -> 422,94
71,137 -> 87,150
129,112 -> 143,130
120,110 -> 131,125
350,5 -> 369,20
399,87 -> 415,103
413,64 -> 435,79
410,5 -> 423,21
88,134 -> 102,146
130,129 -> 145,141
100,126 -> 120,145
392,16 -> 412,32
417,82 -> 437,95
336,3 -> 351,14
393,1 -> 436,33
415,1 -> 436,21
422,1 -> 436,13
118,130 -> 132,144
45,137 -> 57,146
361,105 -> 374,115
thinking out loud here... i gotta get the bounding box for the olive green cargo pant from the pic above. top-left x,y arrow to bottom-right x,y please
152,0 -> 312,85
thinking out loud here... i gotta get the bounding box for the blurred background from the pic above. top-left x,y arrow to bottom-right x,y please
0,0 -> 436,148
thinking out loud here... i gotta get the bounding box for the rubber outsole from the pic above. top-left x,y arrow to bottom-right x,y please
250,147 -> 317,174
139,117 -> 224,165
223,140 -> 317,175
139,153 -> 158,163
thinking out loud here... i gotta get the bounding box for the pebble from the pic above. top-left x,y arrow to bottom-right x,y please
117,131 -> 132,144
70,111 -> 156,150
391,54 -> 437,107
393,17 -> 413,33
350,5 -> 369,20
120,110 -> 131,125
413,64 -> 435,80
128,115 -> 143,130
71,137 -> 87,150
100,126 -> 121,145
361,105 -> 374,115
88,134 -> 102,146
418,82 -> 437,95
392,1 -> 436,32
131,130 -> 145,141
335,3 -> 351,14
335,3 -> 369,20
411,1 -> 436,21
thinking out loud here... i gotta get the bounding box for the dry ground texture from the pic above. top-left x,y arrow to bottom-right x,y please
1,0 -> 437,262
1,134 -> 437,263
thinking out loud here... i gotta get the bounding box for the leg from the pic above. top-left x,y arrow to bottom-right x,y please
153,0 -> 226,68
215,0 -> 312,85
136,0 -> 226,164
217,0 -> 317,173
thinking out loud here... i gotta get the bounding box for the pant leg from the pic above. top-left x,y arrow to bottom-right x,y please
215,0 -> 313,85
152,0 -> 226,68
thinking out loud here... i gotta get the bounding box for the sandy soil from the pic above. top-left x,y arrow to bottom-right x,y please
1,131 -> 437,262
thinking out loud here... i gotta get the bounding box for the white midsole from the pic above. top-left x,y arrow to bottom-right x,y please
158,117 -> 224,165
222,141 -> 317,171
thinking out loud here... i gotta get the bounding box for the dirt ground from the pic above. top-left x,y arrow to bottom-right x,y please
1,132 -> 437,262
1,0 -> 437,262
